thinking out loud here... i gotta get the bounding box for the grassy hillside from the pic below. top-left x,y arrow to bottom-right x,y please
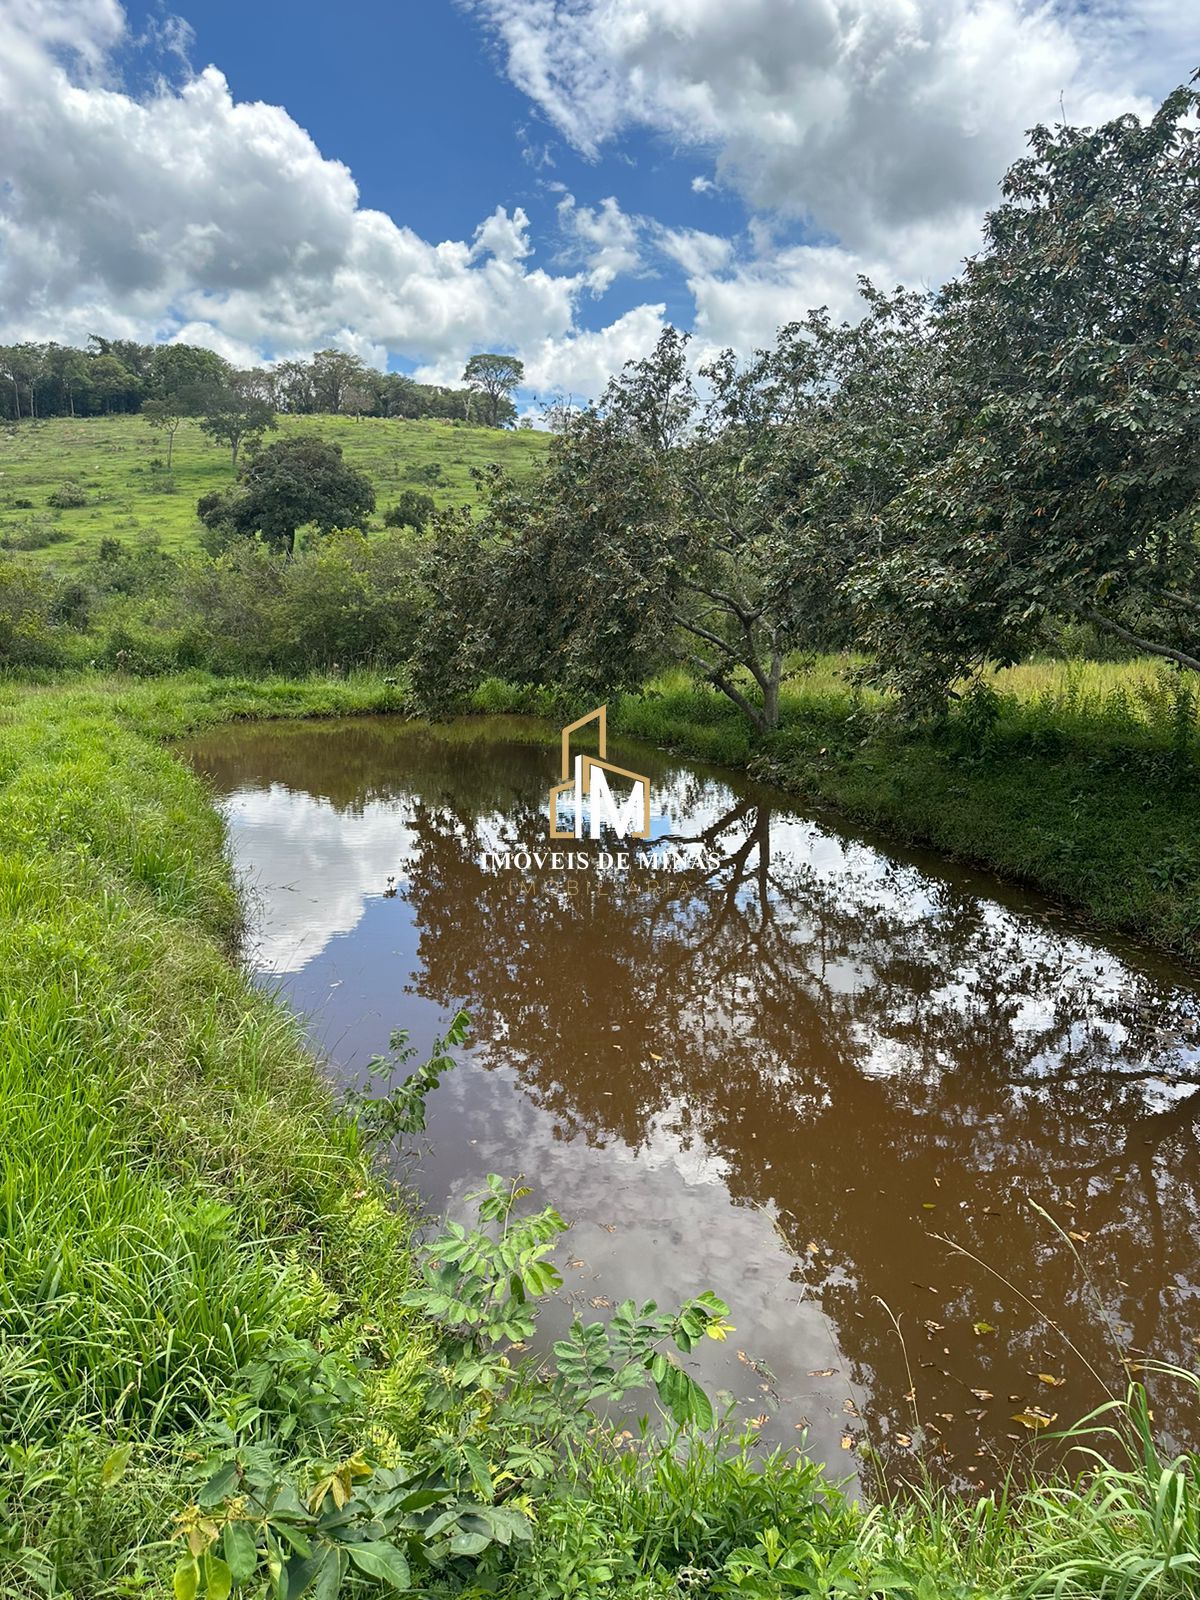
0,412 -> 548,561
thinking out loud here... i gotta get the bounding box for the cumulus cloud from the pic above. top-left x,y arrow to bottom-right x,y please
0,2 -> 661,394
556,193 -> 643,292
467,0 -> 1192,300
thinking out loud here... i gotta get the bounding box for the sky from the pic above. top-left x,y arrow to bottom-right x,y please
0,0 -> 1194,412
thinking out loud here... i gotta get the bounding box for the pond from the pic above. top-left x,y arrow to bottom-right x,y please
184,713 -> 1200,1492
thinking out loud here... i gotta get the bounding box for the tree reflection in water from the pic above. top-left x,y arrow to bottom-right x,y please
190,718 -> 1200,1491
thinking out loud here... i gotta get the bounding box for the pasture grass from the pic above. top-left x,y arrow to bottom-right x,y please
0,412 -> 547,562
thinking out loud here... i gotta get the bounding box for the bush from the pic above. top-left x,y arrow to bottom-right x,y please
383,489 -> 435,531
0,517 -> 70,551
0,559 -> 74,668
47,482 -> 87,509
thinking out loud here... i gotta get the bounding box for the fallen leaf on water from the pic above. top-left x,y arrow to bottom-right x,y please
973,1321 -> 996,1337
921,1202 -> 937,1210
1068,1230 -> 1091,1242
1012,1411 -> 1057,1431
843,1399 -> 858,1416
649,1052 -> 663,1061
840,1434 -> 854,1450
589,1296 -> 612,1309
970,1388 -> 994,1401
1037,1373 -> 1065,1388
749,1414 -> 769,1430
808,1368 -> 837,1378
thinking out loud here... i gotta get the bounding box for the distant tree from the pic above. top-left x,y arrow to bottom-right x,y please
141,399 -> 184,470
310,349 -> 368,414
197,434 -> 375,555
462,353 -> 524,427
88,352 -> 140,415
149,344 -> 230,406
198,378 -> 278,469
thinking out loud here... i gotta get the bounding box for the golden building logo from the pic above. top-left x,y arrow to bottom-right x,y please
549,706 -> 651,841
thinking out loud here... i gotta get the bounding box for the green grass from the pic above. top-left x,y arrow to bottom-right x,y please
0,672 -> 427,1589
0,413 -> 547,562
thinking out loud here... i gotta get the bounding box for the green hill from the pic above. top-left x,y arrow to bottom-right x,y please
0,413 -> 548,562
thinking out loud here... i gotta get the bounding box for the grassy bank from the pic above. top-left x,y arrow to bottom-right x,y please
469,656 -> 1200,961
3,669 -> 1199,1598
0,413 -> 547,562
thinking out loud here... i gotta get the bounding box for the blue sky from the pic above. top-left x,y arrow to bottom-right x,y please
0,0 -> 1193,408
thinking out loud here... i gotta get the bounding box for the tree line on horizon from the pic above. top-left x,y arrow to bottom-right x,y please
0,339 -> 525,429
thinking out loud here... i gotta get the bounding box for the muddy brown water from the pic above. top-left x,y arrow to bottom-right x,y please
184,714 -> 1200,1492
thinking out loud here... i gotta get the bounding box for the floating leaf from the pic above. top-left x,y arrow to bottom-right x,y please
1037,1373 -> 1065,1387
1012,1410 -> 1056,1431
1068,1231 -> 1091,1243
973,1321 -> 996,1337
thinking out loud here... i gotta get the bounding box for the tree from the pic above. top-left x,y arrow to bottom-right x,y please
197,434 -> 375,555
141,399 -> 184,470
462,353 -> 524,428
310,348 -> 368,414
149,343 -> 230,405
198,377 -> 278,469
857,81 -> 1200,703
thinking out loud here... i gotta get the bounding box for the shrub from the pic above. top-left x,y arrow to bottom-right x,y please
383,489 -> 435,531
47,482 -> 87,509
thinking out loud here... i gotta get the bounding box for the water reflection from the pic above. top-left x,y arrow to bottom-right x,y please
186,717 -> 1200,1490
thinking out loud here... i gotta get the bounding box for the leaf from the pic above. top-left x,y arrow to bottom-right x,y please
223,1523 -> 258,1585
1012,1410 -> 1056,1430
1037,1373 -> 1066,1388
973,1321 -> 996,1337
347,1541 -> 412,1589
450,1531 -> 491,1556
173,1560 -> 200,1600
1068,1231 -> 1091,1242
199,1460 -> 240,1509
100,1443 -> 133,1487
204,1555 -> 233,1600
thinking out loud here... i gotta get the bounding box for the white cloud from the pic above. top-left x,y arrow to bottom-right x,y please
0,2 -> 663,396
691,176 -> 716,195
471,204 -> 533,264
656,226 -> 733,279
467,0 -> 1192,289
555,193 -> 643,292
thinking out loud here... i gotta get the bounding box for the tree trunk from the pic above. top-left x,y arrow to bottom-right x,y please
762,651 -> 783,731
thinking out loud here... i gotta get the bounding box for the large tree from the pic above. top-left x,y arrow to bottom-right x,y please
197,434 -> 375,555
857,82 -> 1200,702
462,352 -> 524,427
